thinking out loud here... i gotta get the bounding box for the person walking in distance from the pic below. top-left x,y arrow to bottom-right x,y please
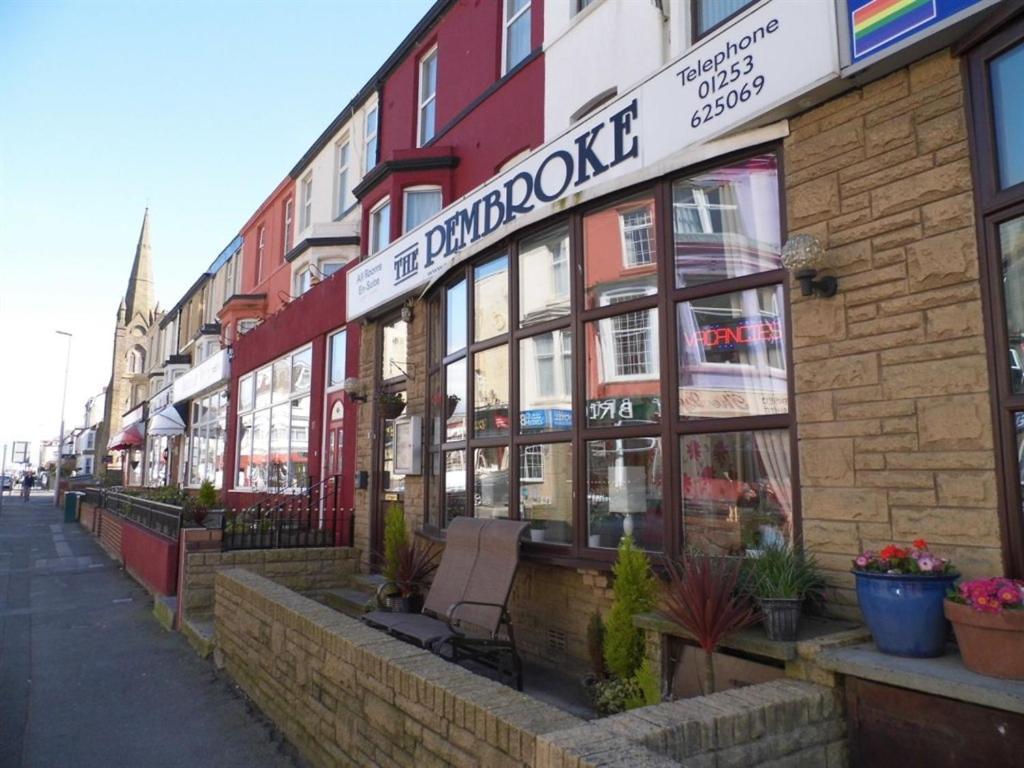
21,472 -> 35,501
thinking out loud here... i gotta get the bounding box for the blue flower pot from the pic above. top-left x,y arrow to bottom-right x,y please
853,570 -> 958,657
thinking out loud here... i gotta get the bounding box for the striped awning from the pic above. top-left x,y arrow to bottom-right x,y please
107,423 -> 145,450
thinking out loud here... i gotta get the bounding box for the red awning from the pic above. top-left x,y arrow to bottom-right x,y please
108,423 -> 145,450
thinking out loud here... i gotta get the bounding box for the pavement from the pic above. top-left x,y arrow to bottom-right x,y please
0,492 -> 305,768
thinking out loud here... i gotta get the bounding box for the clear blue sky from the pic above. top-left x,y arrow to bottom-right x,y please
0,0 -> 434,463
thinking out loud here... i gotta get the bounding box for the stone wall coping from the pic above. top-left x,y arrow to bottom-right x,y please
634,612 -> 868,662
818,642 -> 1024,715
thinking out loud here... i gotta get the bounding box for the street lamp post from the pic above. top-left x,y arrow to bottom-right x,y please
54,331 -> 72,506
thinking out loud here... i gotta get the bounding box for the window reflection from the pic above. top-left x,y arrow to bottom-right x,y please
586,438 -> 662,551
445,450 -> 466,526
519,225 -> 571,327
677,286 -> 788,418
520,443 -> 572,545
447,279 -> 467,353
681,430 -> 792,556
519,330 -> 573,433
586,309 -> 660,428
474,447 -> 509,519
584,193 -> 659,309
473,345 -> 509,438
474,256 -> 509,341
673,155 -> 781,287
381,318 -> 408,380
992,41 -> 1024,189
446,358 -> 467,441
383,408 -> 406,494
1000,217 -> 1024,393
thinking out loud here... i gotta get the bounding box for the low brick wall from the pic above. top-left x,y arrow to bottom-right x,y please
182,547 -> 357,618
214,569 -> 847,768
98,511 -> 124,564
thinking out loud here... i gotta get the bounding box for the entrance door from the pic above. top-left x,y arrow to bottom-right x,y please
372,388 -> 407,567
322,391 -> 346,533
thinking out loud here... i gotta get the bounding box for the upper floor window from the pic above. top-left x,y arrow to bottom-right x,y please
503,0 -> 531,74
127,346 -> 145,375
295,267 -> 313,297
693,0 -> 754,40
256,225 -> 266,283
300,175 -> 313,231
364,106 -> 378,175
370,198 -> 391,254
418,46 -> 438,146
320,261 -> 343,277
283,198 -> 294,255
403,186 -> 442,233
575,0 -> 597,13
335,140 -> 351,217
238,318 -> 259,336
991,40 -> 1024,189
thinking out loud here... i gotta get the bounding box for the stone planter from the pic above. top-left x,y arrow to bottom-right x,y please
757,597 -> 802,642
945,599 -> 1024,680
854,570 -> 957,657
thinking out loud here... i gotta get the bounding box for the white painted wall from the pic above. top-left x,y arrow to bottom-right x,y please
543,0 -> 669,140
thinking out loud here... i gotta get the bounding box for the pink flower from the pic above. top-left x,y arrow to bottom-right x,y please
998,587 -> 1020,605
855,555 -> 869,568
917,556 -> 937,572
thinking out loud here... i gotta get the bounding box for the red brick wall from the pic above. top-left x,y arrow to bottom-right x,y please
121,519 -> 179,596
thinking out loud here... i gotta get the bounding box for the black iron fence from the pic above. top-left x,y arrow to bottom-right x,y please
222,474 -> 352,551
83,486 -> 104,507
102,490 -> 182,540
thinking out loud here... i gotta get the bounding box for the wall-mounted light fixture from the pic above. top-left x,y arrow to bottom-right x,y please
400,300 -> 414,324
781,234 -> 838,298
342,376 -> 367,402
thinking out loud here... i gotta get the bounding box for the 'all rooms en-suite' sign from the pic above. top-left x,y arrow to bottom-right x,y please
346,0 -> 839,321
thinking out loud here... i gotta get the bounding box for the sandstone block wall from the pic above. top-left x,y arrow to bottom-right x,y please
182,547 -> 357,617
214,568 -> 846,768
784,49 -> 1003,617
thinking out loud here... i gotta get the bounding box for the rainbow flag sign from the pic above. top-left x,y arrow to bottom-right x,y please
851,0 -> 938,58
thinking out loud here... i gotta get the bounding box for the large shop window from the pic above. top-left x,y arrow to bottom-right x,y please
188,391 -> 227,487
424,151 -> 793,558
967,15 -> 1024,577
236,347 -> 311,491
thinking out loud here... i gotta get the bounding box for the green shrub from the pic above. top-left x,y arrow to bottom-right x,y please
196,479 -> 219,509
743,542 -> 826,604
382,503 -> 408,583
603,535 -> 657,680
624,659 -> 660,710
586,611 -> 606,680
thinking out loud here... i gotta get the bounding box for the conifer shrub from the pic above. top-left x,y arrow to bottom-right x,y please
382,503 -> 408,583
603,535 -> 657,681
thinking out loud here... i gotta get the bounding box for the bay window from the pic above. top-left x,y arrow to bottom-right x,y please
188,391 -> 226,487
236,346 -> 312,490
424,150 -> 792,559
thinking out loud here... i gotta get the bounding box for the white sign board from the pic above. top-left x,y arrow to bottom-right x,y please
172,349 -> 230,404
347,0 -> 838,321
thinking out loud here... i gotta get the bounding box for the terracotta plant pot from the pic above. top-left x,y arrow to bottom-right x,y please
945,599 -> 1024,680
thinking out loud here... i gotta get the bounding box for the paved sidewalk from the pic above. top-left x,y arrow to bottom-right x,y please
0,493 -> 303,768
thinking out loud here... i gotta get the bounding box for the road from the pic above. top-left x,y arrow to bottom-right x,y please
0,492 -> 304,768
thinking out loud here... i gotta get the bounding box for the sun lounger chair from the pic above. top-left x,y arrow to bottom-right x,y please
363,516 -> 529,689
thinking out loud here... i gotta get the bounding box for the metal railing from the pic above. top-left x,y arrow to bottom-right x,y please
222,474 -> 352,551
83,486 -> 104,507
102,490 -> 182,540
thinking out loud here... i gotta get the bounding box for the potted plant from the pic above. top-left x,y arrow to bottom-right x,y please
945,577 -> 1024,679
387,539 -> 440,613
744,542 -> 826,641
528,521 -> 546,542
852,539 -> 958,658
191,479 -> 218,527
378,392 -> 406,420
377,503 -> 408,611
662,551 -> 758,695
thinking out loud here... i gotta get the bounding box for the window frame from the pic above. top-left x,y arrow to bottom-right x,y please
965,13 -> 1024,578
300,174 -> 313,231
403,185 -> 443,234
417,46 -> 438,147
255,224 -> 266,284
370,196 -> 392,254
283,197 -> 294,255
691,0 -> 757,43
421,143 -> 796,564
502,0 -> 533,75
335,138 -> 351,218
363,104 -> 379,175
234,345 -> 313,492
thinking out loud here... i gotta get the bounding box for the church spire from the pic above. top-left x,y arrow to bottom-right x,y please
124,208 -> 154,321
